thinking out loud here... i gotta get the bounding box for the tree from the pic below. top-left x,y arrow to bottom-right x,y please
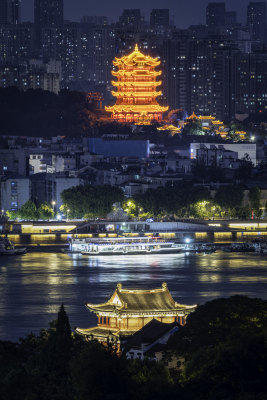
249,187 -> 261,217
214,185 -> 244,216
38,202 -> 54,220
17,201 -> 39,220
236,153 -> 253,181
71,341 -> 127,400
122,198 -> 139,219
39,304 -> 73,400
61,184 -> 124,219
183,120 -> 204,136
6,210 -> 18,220
167,296 -> 267,399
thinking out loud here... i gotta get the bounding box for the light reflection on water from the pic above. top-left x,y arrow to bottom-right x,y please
0,251 -> 266,341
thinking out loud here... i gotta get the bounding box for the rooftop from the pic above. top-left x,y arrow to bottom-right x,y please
86,282 -> 196,314
125,319 -> 178,348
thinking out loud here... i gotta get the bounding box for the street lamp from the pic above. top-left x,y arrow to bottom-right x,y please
67,209 -> 70,221
52,201 -> 56,216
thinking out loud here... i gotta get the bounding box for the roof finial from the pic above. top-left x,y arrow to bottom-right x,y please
162,282 -> 167,290
135,43 -> 139,51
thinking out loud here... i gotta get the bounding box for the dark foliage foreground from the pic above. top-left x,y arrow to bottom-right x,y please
1,297 -> 267,400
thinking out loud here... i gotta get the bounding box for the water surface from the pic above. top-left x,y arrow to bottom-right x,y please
0,251 -> 266,341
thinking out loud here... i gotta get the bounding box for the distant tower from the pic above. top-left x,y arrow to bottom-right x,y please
34,0 -> 64,46
225,11 -> 237,26
150,9 -> 170,29
0,0 -> 21,24
11,0 -> 21,25
106,44 -> 168,124
247,2 -> 266,42
206,2 -> 226,27
118,9 -> 143,30
0,0 -> 11,24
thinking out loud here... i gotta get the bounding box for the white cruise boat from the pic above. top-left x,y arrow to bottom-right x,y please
68,236 -> 185,255
69,236 -> 185,256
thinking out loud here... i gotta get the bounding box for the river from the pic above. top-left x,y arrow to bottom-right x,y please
0,250 -> 266,341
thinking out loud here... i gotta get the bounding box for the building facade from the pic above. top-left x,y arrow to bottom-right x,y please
0,177 -> 31,211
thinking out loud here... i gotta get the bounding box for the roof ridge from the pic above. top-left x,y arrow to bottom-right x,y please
119,288 -> 165,293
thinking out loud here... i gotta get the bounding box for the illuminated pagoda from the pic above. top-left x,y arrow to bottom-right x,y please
76,282 -> 196,347
105,44 -> 168,124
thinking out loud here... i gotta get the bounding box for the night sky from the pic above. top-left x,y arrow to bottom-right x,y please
22,0 -> 247,28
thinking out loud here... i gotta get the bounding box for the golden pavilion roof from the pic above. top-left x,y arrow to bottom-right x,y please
105,104 -> 169,113
112,70 -> 162,77
76,326 -> 136,339
187,111 -> 199,120
86,282 -> 196,315
198,115 -> 215,120
113,44 -> 160,68
157,124 -> 182,132
111,90 -> 162,98
111,80 -> 162,87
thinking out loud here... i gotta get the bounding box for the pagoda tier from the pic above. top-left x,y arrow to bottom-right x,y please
112,91 -> 162,98
111,81 -> 162,88
112,70 -> 162,77
105,44 -> 168,124
76,282 -> 196,346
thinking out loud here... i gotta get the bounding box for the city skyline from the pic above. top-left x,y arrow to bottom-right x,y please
21,0 -> 250,28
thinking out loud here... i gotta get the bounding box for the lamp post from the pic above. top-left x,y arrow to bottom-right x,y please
67,209 -> 70,221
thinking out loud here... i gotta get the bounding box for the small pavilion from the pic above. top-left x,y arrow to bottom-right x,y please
76,282 -> 196,347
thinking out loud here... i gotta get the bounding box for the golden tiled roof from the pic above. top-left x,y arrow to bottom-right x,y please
86,283 -> 196,314
113,44 -> 160,68
105,104 -> 168,113
75,326 -> 136,339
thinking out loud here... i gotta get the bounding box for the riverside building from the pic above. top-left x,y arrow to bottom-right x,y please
76,282 -> 196,347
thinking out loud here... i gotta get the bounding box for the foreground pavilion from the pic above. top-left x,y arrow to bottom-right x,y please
76,282 -> 196,347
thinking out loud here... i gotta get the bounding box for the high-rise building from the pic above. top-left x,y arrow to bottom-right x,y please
0,59 -> 61,93
80,16 -> 108,26
41,23 -> 81,87
0,0 -> 12,24
233,50 -> 267,114
34,0 -> 64,27
118,9 -> 143,31
247,2 -> 266,43
225,11 -> 237,26
0,0 -> 21,25
150,9 -> 169,29
0,23 -> 35,64
206,3 -> 226,27
11,0 -> 21,24
161,31 -> 189,111
34,0 -> 64,47
80,23 -> 116,94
